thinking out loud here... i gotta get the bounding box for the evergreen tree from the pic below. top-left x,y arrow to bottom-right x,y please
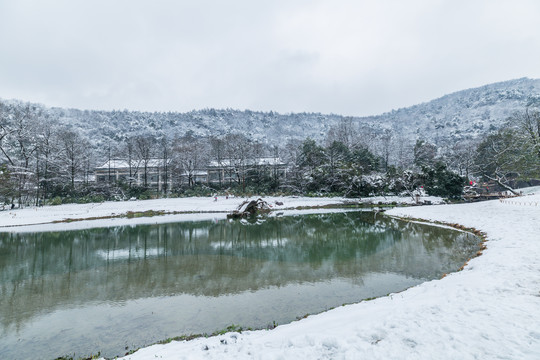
421,162 -> 465,198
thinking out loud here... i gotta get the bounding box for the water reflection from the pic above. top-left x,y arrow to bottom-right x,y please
0,211 -> 480,359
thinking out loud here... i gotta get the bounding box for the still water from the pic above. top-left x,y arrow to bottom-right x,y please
0,211 -> 481,359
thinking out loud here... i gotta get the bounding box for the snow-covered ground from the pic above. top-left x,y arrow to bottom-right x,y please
0,196 -> 345,231
1,191 -> 538,359
0,194 -> 442,232
104,190 -> 538,360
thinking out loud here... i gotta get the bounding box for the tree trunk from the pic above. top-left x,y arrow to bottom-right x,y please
485,175 -> 519,195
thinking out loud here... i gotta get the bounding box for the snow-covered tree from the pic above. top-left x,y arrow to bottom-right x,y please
134,135 -> 155,188
414,139 -> 437,168
35,114 -> 60,202
224,133 -> 253,190
0,104 -> 41,206
172,134 -> 209,188
58,128 -> 88,190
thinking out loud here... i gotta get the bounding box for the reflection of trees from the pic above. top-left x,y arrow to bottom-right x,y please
207,212 -> 400,265
0,212 -> 480,331
373,218 -> 481,279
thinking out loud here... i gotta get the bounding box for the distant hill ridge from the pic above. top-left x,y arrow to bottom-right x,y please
362,77 -> 540,143
2,77 -> 539,150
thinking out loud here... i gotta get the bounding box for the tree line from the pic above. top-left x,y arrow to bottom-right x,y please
1,100 -> 539,207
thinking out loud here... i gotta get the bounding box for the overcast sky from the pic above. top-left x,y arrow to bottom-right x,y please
1,0 -> 540,116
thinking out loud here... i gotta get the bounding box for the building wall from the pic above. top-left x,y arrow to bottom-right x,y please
95,160 -> 287,189
95,166 -> 171,191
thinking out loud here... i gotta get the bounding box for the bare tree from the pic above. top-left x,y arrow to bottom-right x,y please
281,139 -> 303,193
414,139 -> 437,168
3,105 -> 41,206
58,128 -> 88,190
172,134 -> 209,188
394,134 -> 414,170
474,105 -> 540,193
224,133 -> 253,191
519,105 -> 540,159
118,136 -> 140,188
35,115 -> 60,203
0,103 -> 15,165
475,129 -> 521,194
326,117 -> 357,148
158,134 -> 171,193
379,130 -> 392,172
134,135 -> 155,188
443,139 -> 479,179
209,136 -> 225,187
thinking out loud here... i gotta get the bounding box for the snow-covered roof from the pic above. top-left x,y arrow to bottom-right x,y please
96,158 -> 286,170
96,159 -> 166,170
180,171 -> 208,176
208,157 -> 286,167
257,157 -> 286,166
95,160 -> 131,170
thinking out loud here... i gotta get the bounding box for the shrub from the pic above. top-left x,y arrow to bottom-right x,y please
421,162 -> 465,198
50,196 -> 62,206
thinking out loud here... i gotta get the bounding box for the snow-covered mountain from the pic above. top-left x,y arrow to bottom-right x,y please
361,77 -> 540,145
2,78 -> 539,150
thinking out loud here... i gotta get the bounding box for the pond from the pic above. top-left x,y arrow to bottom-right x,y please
0,211 -> 481,359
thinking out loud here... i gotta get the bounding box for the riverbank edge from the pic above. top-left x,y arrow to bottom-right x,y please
86,210 -> 487,360
0,194 -> 448,231
0,200 -> 394,230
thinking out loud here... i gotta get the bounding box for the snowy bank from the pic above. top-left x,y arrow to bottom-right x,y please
0,196 -> 347,231
0,194 -> 441,232
112,192 -> 540,360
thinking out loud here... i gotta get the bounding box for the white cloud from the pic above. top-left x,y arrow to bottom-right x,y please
1,0 -> 540,116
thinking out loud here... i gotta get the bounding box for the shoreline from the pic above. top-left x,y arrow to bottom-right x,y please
0,196 -> 347,231
0,194 -> 442,232
2,191 -> 538,359
105,215 -> 488,360
111,192 -> 540,360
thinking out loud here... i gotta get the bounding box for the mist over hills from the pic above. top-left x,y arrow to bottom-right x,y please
2,77 -> 540,154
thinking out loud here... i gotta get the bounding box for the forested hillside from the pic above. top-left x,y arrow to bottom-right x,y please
1,78 -> 539,205
4,78 -> 539,151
